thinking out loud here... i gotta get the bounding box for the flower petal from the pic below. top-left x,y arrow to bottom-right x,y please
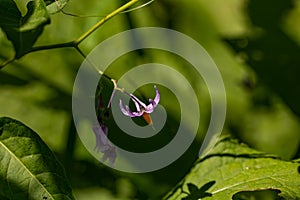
153,85 -> 160,105
144,86 -> 160,113
145,103 -> 155,113
133,111 -> 144,117
126,104 -> 144,117
130,94 -> 147,108
119,86 -> 160,117
131,96 -> 142,112
119,99 -> 130,116
93,124 -> 110,152
101,146 -> 117,167
119,99 -> 144,117
125,105 -> 141,117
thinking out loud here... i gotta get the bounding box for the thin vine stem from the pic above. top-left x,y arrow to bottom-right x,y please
74,46 -> 111,81
60,0 -> 154,18
121,0 -> 154,14
74,0 -> 139,45
0,0 -> 140,72
30,41 -> 75,53
0,57 -> 14,70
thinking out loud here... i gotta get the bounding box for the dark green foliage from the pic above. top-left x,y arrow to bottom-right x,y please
0,0 -> 50,58
225,0 -> 300,117
0,0 -> 300,199
0,117 -> 74,200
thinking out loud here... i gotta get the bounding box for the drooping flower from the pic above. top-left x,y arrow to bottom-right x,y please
119,85 -> 160,125
93,124 -> 109,152
93,86 -> 117,167
100,145 -> 116,167
93,123 -> 117,167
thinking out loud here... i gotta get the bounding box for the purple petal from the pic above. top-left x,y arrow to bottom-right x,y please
131,96 -> 142,112
119,86 -> 160,117
126,104 -> 144,117
145,103 -> 155,113
153,85 -> 160,105
130,94 -> 147,108
93,124 -> 110,152
101,152 -> 108,162
119,99 -> 130,116
101,125 -> 108,135
93,124 -> 117,167
101,146 -> 117,167
119,99 -> 144,117
132,111 -> 144,117
144,86 -> 160,113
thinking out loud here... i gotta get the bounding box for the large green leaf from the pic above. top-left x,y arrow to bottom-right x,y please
0,0 -> 50,58
0,117 -> 74,200
164,135 -> 300,200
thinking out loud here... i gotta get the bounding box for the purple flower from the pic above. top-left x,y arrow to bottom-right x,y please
119,85 -> 160,117
93,123 -> 116,167
101,146 -> 116,167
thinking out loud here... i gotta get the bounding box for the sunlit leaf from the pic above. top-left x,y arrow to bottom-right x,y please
0,117 -> 74,200
164,135 -> 300,200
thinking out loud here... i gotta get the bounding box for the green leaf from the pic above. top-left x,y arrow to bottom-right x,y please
225,1 -> 300,117
0,0 -> 50,58
44,0 -> 69,14
164,135 -> 300,200
0,117 -> 74,200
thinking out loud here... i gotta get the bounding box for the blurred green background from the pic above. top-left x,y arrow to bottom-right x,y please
1,0 -> 300,199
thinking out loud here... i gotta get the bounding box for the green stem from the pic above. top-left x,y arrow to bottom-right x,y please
74,46 -> 112,80
30,41 -> 75,53
63,115 -> 77,175
74,0 -> 139,45
0,57 -> 15,70
0,0 -> 140,70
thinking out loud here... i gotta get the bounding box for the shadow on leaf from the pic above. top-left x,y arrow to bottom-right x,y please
0,71 -> 29,86
182,181 -> 216,200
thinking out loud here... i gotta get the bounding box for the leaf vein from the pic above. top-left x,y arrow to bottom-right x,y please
0,139 -> 54,199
